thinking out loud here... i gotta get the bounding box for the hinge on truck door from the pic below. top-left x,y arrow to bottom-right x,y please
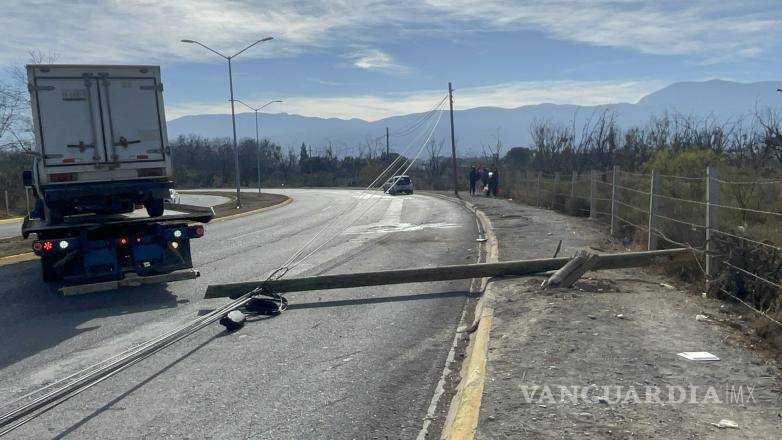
140,84 -> 164,92
114,136 -> 141,148
66,141 -> 95,152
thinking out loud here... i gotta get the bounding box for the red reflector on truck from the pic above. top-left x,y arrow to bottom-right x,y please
62,158 -> 76,163
136,155 -> 148,160
137,168 -> 164,177
49,172 -> 77,182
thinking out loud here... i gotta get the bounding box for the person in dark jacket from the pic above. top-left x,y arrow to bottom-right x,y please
468,166 -> 478,195
489,165 -> 499,197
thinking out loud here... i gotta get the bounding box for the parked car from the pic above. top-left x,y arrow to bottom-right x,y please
382,175 -> 414,195
164,188 -> 181,205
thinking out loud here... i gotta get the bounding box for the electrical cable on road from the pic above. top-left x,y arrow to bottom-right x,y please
0,93 -> 450,436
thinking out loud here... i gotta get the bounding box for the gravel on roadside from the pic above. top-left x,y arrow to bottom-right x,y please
460,195 -> 782,440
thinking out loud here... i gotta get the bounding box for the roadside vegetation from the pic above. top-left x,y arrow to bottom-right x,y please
496,110 -> 782,355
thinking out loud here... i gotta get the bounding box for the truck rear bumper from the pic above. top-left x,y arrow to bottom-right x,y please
42,179 -> 171,215
59,269 -> 199,295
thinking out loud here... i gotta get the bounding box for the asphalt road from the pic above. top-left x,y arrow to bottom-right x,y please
0,193 -> 228,239
0,189 -> 477,439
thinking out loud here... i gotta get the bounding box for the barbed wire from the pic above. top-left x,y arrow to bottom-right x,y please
655,214 -> 706,230
614,183 -> 651,196
715,177 -> 782,185
710,229 -> 782,253
615,199 -> 649,215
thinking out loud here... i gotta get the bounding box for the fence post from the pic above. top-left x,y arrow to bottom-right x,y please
536,172 -> 541,207
705,166 -> 719,280
25,188 -> 30,214
570,172 -> 577,199
589,170 -> 597,219
610,166 -> 619,236
4,190 -> 9,217
647,170 -> 660,250
552,172 -> 560,209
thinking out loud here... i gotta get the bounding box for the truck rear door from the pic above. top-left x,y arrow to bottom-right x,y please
32,77 -> 105,166
97,76 -> 166,163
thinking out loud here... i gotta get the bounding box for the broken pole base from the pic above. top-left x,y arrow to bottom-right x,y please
542,250 -> 599,289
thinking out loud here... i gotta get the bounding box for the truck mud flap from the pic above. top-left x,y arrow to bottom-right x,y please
58,269 -> 199,296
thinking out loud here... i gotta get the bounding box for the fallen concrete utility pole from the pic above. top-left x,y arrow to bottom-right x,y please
205,248 -> 690,299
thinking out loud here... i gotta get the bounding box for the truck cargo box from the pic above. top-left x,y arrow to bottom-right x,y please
26,64 -> 173,222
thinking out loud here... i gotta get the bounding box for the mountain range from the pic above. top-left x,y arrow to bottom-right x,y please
166,80 -> 782,157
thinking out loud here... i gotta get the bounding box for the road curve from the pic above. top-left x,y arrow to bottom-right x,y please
0,188 -> 477,439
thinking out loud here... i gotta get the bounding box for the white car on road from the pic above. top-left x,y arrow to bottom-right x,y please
382,175 -> 414,195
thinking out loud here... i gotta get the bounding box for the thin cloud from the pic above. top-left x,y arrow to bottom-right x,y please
350,48 -> 409,74
3,1 -> 780,66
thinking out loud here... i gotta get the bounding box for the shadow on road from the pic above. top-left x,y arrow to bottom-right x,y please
286,290 -> 473,311
0,261 -> 183,370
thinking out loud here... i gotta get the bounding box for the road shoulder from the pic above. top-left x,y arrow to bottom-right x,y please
458,195 -> 782,440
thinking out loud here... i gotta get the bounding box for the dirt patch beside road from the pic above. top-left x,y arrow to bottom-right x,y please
457,195 -> 782,440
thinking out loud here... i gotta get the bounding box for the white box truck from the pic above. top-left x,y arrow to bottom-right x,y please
25,64 -> 173,224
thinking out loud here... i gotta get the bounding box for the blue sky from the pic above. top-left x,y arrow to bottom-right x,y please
3,0 -> 781,120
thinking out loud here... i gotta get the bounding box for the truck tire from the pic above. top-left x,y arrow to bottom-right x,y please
40,257 -> 60,283
145,198 -> 164,217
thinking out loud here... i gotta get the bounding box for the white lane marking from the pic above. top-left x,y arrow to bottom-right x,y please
343,222 -> 461,235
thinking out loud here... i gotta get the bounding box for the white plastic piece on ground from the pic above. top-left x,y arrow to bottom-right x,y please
677,351 -> 720,361
695,314 -> 709,322
712,419 -> 739,429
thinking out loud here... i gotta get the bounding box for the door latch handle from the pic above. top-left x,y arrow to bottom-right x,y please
66,141 -> 95,152
114,136 -> 141,148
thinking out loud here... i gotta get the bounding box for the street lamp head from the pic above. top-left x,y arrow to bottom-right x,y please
274,100 -> 283,103
181,39 -> 195,43
261,37 -> 274,42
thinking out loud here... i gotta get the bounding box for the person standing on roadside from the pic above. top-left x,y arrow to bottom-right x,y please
489,165 -> 499,197
468,166 -> 478,195
481,167 -> 490,194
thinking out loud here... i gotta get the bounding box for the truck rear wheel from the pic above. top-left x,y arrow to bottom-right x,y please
145,198 -> 164,217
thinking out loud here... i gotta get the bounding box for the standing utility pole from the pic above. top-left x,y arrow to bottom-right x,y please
448,82 -> 458,196
235,99 -> 283,194
386,127 -> 390,158
181,37 -> 274,208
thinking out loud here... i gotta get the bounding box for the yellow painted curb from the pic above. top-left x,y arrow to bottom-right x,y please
0,252 -> 36,266
433,194 -> 498,440
0,217 -> 23,224
210,196 -> 293,223
448,302 -> 494,440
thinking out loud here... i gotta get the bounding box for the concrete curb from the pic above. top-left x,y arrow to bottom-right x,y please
0,252 -> 37,266
427,193 -> 498,440
210,196 -> 293,223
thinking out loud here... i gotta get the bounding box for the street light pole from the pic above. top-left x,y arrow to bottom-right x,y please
181,37 -> 273,209
227,57 -> 240,206
235,99 -> 283,194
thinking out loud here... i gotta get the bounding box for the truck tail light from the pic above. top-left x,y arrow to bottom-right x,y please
190,225 -> 205,237
137,168 -> 164,177
49,172 -> 78,182
33,241 -> 43,254
119,237 -> 128,246
42,241 -> 54,252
